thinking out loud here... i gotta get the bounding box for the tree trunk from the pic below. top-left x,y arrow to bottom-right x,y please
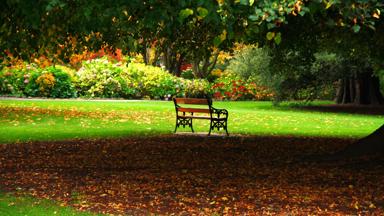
192,52 -> 219,79
335,79 -> 344,104
161,47 -> 185,77
335,124 -> 384,158
174,54 -> 184,77
336,69 -> 384,105
332,69 -> 384,159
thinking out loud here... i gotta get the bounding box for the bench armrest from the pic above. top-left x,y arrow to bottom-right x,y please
211,107 -> 228,118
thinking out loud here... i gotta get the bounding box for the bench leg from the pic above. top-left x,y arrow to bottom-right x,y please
175,117 -> 194,133
174,117 -> 179,133
208,120 -> 212,136
190,119 -> 194,133
224,121 -> 229,136
209,119 -> 229,136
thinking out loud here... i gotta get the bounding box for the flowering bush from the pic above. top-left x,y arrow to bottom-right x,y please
179,79 -> 210,98
77,58 -> 124,98
0,66 -> 76,98
74,58 -> 210,99
124,63 -> 209,99
45,67 -> 77,98
0,68 -> 27,96
211,73 -> 274,101
1,56 -> 272,101
123,63 -> 176,99
36,72 -> 55,95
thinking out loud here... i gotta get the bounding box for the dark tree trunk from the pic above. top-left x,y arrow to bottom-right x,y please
332,69 -> 384,159
335,124 -> 384,158
335,79 -> 344,104
336,69 -> 384,105
174,54 -> 184,77
162,47 -> 184,77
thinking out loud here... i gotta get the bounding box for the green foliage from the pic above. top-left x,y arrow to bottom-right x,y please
0,69 -> 23,96
41,67 -> 77,98
77,58 -> 124,98
226,45 -> 271,82
310,52 -> 344,80
0,66 -> 76,98
180,69 -> 195,79
75,58 -> 210,99
261,48 -> 316,102
179,79 -> 210,98
1,0 -> 384,66
178,8 -> 194,22
124,63 -> 177,99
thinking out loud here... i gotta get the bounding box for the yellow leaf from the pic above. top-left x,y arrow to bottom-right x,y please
220,30 -> 227,42
354,204 -> 359,209
266,32 -> 275,41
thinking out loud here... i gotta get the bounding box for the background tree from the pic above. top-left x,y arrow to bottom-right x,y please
226,45 -> 271,83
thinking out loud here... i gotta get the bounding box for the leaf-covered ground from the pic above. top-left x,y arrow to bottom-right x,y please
0,135 -> 383,215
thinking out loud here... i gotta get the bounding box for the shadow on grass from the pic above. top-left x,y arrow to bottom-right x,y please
0,135 -> 383,215
290,104 -> 384,116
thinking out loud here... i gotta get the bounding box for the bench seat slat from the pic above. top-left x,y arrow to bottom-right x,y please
177,107 -> 210,113
177,116 -> 211,119
178,116 -> 227,120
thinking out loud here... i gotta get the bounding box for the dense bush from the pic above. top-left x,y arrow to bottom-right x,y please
0,68 -> 25,96
124,63 -> 177,99
0,66 -> 76,98
178,79 -> 210,98
77,59 -> 125,98
1,56 -> 278,101
75,58 -> 210,99
39,67 -> 77,98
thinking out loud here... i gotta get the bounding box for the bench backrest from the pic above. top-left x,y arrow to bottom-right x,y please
173,98 -> 213,114
173,98 -> 212,106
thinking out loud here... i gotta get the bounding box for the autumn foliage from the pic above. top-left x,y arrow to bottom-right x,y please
212,78 -> 274,101
69,48 -> 124,70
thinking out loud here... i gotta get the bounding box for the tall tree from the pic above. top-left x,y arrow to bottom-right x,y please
244,0 -> 384,157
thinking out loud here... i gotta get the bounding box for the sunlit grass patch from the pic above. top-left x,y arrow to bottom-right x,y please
0,99 -> 383,143
0,192 -> 98,216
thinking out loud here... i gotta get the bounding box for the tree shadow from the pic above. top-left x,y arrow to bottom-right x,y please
0,135 -> 383,215
291,104 -> 384,116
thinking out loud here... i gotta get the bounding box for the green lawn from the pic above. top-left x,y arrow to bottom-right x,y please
0,99 -> 383,143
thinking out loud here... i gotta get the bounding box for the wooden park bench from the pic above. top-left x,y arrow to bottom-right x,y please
173,98 -> 229,136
